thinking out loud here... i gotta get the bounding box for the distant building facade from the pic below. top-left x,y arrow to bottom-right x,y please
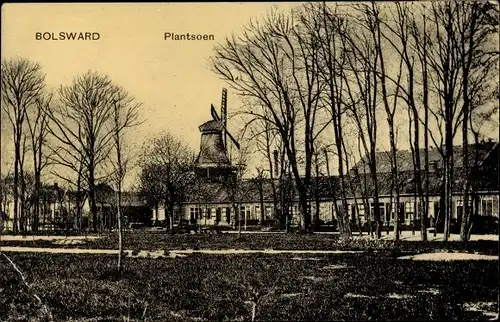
156,116 -> 500,229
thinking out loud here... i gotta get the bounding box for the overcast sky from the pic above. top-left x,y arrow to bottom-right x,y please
1,2 -> 304,187
1,2 -> 498,189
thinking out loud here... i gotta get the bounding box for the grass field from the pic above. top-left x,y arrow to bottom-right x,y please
1,232 -> 498,321
1,249 -> 498,321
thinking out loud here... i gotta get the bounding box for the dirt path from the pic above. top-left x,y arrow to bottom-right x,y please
1,232 -> 498,242
0,235 -> 100,241
0,246 -> 363,256
1,246 -> 498,261
0,246 -> 118,254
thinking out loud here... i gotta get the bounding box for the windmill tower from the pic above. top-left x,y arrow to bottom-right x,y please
195,88 -> 241,181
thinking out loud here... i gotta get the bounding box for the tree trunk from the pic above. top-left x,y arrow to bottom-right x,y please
237,206 -> 241,237
459,40 -> 471,241
443,142 -> 452,241
169,202 -> 174,231
267,146 -> 279,223
422,43 -> 430,242
369,151 -> 382,239
89,172 -> 97,233
32,172 -> 40,232
389,125 -> 401,241
259,189 -> 265,225
117,187 -> 123,274
298,193 -> 309,233
13,141 -> 20,234
324,150 -> 343,236
19,149 -> 27,234
459,127 -> 470,241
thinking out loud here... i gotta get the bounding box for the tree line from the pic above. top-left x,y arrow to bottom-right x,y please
210,1 -> 499,241
1,60 -> 141,251
1,2 -> 498,245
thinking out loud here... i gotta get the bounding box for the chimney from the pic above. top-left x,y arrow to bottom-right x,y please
273,149 -> 279,177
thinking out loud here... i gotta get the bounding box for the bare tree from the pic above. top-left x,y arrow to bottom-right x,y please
107,86 -> 142,274
408,2 -> 434,241
361,2 -> 405,241
425,3 -> 465,240
417,2 -> 499,240
250,168 -> 267,225
221,146 -> 251,236
25,92 -> 53,231
455,1 -> 499,242
139,132 -> 196,231
0,173 -> 13,217
1,58 -> 45,233
45,71 -> 119,232
302,2 -> 353,238
244,107 -> 283,224
211,7 -> 325,232
340,5 -> 383,238
376,2 -> 427,240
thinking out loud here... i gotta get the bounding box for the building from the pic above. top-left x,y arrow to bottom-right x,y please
172,138 -> 499,229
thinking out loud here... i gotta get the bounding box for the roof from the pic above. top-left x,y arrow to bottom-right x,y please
353,142 -> 498,174
199,120 -> 224,132
89,142 -> 498,208
186,178 -> 277,204
96,190 -> 146,207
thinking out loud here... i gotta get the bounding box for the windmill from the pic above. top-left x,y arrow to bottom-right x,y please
210,88 -> 240,153
195,88 -> 241,180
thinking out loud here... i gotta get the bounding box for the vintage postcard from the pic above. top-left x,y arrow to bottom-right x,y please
1,2 -> 499,321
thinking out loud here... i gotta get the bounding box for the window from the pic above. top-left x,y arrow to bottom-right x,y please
495,198 -> 499,217
405,202 -> 414,221
371,202 -> 385,222
456,199 -> 472,219
190,207 -> 201,220
380,205 -> 385,222
357,204 -> 365,218
481,199 -> 495,217
387,202 -> 396,220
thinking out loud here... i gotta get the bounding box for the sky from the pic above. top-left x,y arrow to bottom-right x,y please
0,2 -> 303,188
1,2 -> 499,190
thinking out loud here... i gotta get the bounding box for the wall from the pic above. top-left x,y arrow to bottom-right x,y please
183,202 -> 276,226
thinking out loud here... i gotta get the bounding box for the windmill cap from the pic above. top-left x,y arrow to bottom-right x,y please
199,120 -> 224,132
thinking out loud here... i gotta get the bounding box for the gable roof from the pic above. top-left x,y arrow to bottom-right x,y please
186,178 -> 276,204
353,141 -> 498,174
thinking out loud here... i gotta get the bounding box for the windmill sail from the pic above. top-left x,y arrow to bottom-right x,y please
221,88 -> 227,148
210,91 -> 240,151
211,104 -> 220,121
226,130 -> 240,150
